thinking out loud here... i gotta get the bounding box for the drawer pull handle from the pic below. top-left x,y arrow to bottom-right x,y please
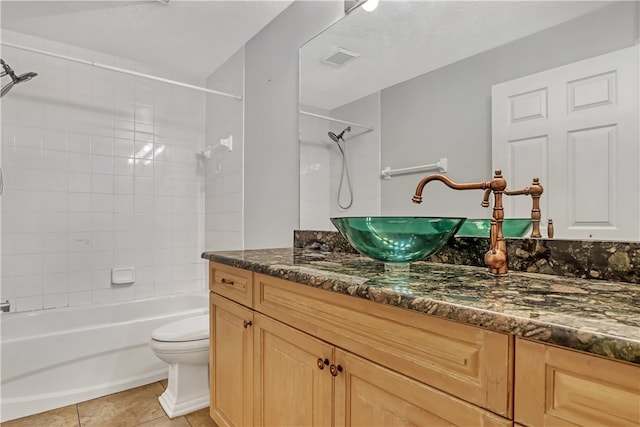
221,278 -> 235,286
316,358 -> 330,370
329,364 -> 343,377
243,320 -> 252,328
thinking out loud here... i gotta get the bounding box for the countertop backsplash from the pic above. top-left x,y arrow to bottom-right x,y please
294,230 -> 640,284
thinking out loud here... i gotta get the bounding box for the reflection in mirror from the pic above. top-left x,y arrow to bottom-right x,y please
299,1 -> 639,241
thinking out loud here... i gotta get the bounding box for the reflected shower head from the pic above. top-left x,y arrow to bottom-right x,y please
328,126 -> 351,142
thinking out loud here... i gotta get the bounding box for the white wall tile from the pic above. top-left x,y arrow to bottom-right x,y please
92,135 -> 114,156
15,296 -> 43,312
68,152 -> 91,173
43,150 -> 68,172
44,293 -> 69,309
114,175 -> 134,194
43,272 -> 68,294
91,154 -> 113,174
15,126 -> 42,149
92,174 -> 114,194
2,31 -> 206,311
43,253 -> 68,274
68,132 -> 91,153
68,291 -> 92,306
43,129 -> 68,151
43,171 -> 67,192
114,138 -> 134,158
14,274 -> 44,297
91,193 -> 114,213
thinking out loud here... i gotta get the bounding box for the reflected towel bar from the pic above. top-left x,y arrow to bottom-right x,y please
381,158 -> 448,179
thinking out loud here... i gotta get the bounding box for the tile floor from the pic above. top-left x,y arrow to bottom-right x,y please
1,380 -> 218,427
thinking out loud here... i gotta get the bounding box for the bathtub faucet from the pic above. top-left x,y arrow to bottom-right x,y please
1,300 -> 10,312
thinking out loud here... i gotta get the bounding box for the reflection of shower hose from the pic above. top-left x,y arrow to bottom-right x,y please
336,140 -> 353,209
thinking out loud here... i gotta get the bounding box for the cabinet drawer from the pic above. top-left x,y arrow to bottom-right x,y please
210,262 -> 253,308
254,273 -> 513,417
515,338 -> 640,427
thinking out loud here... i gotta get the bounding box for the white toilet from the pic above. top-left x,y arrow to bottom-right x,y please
149,314 -> 210,418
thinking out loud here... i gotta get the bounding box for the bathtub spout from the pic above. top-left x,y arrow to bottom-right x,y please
1,300 -> 9,312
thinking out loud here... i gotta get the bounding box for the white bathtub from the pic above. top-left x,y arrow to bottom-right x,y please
0,292 -> 209,422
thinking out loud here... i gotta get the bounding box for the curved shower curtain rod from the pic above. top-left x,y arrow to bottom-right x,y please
1,42 -> 242,101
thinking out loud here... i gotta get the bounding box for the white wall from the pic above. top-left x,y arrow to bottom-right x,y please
0,31 -> 207,312
205,48 -> 245,251
243,0 -> 343,249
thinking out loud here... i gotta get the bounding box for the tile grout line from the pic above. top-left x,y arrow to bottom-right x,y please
75,403 -> 81,427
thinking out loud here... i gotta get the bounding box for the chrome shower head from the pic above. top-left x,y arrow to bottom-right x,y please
328,126 -> 351,142
0,58 -> 38,98
16,71 -> 38,83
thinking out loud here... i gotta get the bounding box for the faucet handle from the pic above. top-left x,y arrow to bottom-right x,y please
547,219 -> 554,239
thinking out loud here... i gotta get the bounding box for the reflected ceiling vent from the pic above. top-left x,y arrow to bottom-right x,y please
323,48 -> 360,67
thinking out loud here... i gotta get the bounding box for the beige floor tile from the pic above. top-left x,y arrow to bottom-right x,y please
0,405 -> 79,427
135,415 -> 190,427
184,408 -> 218,427
77,383 -> 166,427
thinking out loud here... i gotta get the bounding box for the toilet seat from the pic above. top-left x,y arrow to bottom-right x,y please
149,338 -> 209,354
151,314 -> 209,342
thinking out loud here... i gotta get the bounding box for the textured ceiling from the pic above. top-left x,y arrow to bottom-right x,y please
301,1 -> 610,110
1,0 -> 293,80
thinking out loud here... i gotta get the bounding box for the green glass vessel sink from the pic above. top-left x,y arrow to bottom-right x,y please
456,218 -> 532,238
330,216 -> 466,266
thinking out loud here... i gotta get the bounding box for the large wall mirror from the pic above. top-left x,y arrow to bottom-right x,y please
299,1 -> 639,241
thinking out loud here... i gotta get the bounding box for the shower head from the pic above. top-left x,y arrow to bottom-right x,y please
328,126 -> 351,142
16,72 -> 38,83
0,58 -> 37,98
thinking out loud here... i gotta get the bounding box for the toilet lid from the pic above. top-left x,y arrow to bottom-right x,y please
151,314 -> 209,342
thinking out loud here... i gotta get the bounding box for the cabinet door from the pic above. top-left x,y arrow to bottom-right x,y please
253,313 -> 334,427
515,338 -> 640,427
210,293 -> 254,427
334,349 -> 511,427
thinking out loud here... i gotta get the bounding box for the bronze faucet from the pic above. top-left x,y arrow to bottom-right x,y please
412,169 -> 509,275
504,178 -> 544,238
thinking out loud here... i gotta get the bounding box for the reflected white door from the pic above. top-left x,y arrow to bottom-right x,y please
492,45 -> 639,241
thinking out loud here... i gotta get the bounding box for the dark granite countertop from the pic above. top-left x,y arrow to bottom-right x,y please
202,248 -> 640,365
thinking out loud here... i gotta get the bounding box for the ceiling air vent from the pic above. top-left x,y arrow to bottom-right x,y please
323,48 -> 360,67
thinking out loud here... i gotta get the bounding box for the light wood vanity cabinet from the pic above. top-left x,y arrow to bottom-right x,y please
514,338 -> 640,427
209,261 -> 639,427
209,262 -> 513,426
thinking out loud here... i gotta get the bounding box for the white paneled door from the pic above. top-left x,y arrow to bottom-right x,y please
492,46 -> 639,241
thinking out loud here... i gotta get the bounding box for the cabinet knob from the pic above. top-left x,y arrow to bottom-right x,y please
221,278 -> 235,286
243,320 -> 252,328
316,358 -> 329,370
329,364 -> 343,377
